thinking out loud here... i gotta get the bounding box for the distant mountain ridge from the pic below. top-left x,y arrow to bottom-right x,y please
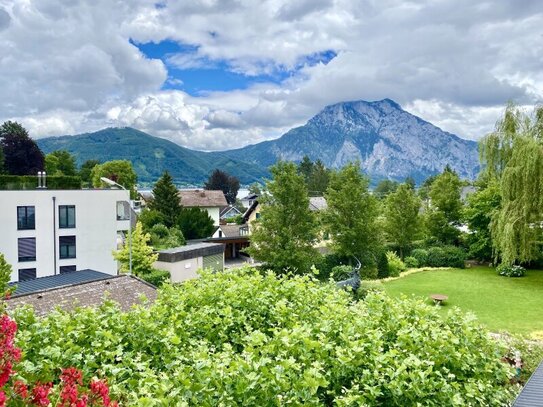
37,128 -> 268,185
224,99 -> 479,183
37,99 -> 480,185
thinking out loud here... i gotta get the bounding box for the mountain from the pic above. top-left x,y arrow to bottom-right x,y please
37,127 -> 268,185
224,99 -> 480,183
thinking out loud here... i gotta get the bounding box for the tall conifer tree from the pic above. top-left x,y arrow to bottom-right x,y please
150,171 -> 181,228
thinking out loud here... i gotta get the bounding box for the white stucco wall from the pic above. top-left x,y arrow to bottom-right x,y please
204,207 -> 221,226
0,189 -> 129,282
154,256 -> 204,283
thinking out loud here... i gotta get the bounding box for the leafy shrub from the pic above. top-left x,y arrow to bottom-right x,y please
360,265 -> 378,280
404,256 -> 419,268
426,246 -> 446,267
410,248 -> 429,266
355,280 -> 384,300
0,175 -> 82,190
385,251 -> 406,277
314,253 -> 348,281
497,333 -> 543,383
331,265 -> 353,280
442,245 -> 467,268
376,250 -> 389,279
13,269 -> 515,405
496,264 -> 526,278
140,269 -> 171,287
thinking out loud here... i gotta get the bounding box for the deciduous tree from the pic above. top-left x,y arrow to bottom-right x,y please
480,104 -> 543,264
45,150 -> 77,176
323,162 -> 380,264
79,159 -> 100,185
248,161 -> 320,273
0,121 -> 44,175
383,183 -> 422,258
112,222 -> 157,276
205,169 -> 240,204
91,160 -> 137,198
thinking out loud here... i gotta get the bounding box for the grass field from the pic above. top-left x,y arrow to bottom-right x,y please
383,266 -> 543,335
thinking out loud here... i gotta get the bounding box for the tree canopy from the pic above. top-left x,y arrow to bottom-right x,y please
91,160 -> 137,198
323,162 -> 380,264
383,183 -> 422,258
45,150 -> 77,176
205,169 -> 240,204
177,207 -> 215,240
480,104 -> 543,264
0,121 -> 44,175
150,171 -> 181,228
248,161 -> 320,273
112,221 -> 157,276
79,159 -> 100,185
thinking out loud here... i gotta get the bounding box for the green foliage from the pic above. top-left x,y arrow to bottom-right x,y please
150,171 -> 181,228
425,168 -> 463,245
112,222 -> 158,276
45,150 -> 77,176
0,175 -> 81,190
313,253 -> 348,281
383,183 -> 422,257
404,256 -> 419,268
138,209 -> 165,233
498,334 -> 543,383
464,181 -> 501,261
139,269 -> 171,287
480,104 -> 543,265
149,224 -> 185,250
91,160 -> 137,198
410,248 -> 429,266
78,159 -> 100,186
13,269 -> 515,405
0,142 -> 4,174
248,161 -> 320,273
323,162 -> 381,265
177,207 -> 215,239
0,121 -> 44,175
376,250 -> 389,279
426,246 -> 467,268
248,182 -> 262,195
331,265 -> 352,280
386,251 -> 406,277
204,168 -> 239,204
373,179 -> 399,199
496,264 -> 526,278
0,253 -> 12,294
356,280 -> 384,300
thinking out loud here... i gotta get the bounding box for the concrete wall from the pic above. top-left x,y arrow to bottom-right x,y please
0,189 -> 129,282
155,256 -> 204,283
204,207 -> 221,226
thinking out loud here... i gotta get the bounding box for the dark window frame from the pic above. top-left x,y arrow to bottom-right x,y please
59,235 -> 76,259
59,205 -> 76,229
17,206 -> 35,230
18,268 -> 36,282
59,265 -> 77,274
18,237 -> 36,262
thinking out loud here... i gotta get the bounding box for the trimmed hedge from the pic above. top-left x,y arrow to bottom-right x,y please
0,175 -> 82,190
140,269 -> 171,287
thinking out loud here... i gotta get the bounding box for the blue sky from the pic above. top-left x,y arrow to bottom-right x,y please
134,39 -> 337,95
0,0 -> 541,150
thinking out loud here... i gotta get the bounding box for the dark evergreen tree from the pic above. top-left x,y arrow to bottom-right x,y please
150,171 -> 181,228
177,207 -> 215,239
0,121 -> 44,175
297,155 -> 314,183
79,159 -> 100,185
0,144 -> 4,174
204,169 -> 240,204
307,159 -> 330,196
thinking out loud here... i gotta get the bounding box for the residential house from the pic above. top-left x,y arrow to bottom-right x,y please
178,189 -> 227,226
240,193 -> 258,209
0,189 -> 131,283
220,205 -> 242,222
209,224 -> 250,259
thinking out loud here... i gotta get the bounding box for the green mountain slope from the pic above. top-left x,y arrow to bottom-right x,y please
37,127 -> 268,185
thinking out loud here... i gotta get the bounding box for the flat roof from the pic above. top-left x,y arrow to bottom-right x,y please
157,242 -> 224,262
514,359 -> 543,406
10,269 -> 114,297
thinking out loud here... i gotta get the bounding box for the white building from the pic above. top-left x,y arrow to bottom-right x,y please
0,189 -> 130,283
178,189 -> 227,226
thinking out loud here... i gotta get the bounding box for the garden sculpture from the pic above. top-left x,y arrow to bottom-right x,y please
336,256 -> 361,291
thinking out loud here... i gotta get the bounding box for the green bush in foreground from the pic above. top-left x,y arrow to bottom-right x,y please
12,269 -> 515,406
404,256 -> 419,268
386,251 -> 406,277
496,264 -> 526,278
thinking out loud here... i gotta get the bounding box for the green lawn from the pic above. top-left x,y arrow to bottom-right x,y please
383,266 -> 543,335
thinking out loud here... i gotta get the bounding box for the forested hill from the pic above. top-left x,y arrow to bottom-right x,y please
37,127 -> 269,185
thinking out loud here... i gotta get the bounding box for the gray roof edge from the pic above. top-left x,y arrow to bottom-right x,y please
8,273 -> 120,299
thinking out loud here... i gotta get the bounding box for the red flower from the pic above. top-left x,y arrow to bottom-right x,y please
0,390 -> 6,407
14,380 -> 29,399
31,382 -> 53,406
90,379 -> 111,406
61,367 -> 83,386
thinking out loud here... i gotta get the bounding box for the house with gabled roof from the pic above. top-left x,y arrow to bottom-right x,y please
178,189 -> 227,226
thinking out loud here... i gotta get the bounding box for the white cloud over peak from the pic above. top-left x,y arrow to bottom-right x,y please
0,0 -> 542,150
